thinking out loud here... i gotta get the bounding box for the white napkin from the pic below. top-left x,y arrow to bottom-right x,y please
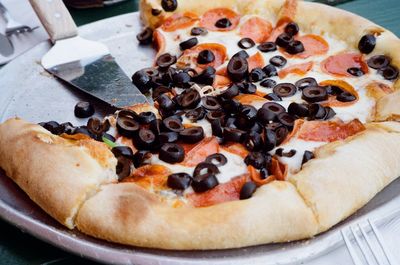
0,0 -> 48,65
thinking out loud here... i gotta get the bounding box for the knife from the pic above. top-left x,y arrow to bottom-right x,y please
0,32 -> 13,57
28,0 -> 148,108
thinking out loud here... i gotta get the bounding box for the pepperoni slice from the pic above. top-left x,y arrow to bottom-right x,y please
297,119 -> 366,142
282,34 -> 329,59
267,24 -> 286,42
178,43 -> 227,69
239,17 -> 273,43
248,52 -> 265,71
161,12 -> 199,32
199,8 -> 240,31
187,175 -> 248,207
365,81 -> 393,100
213,74 -> 231,88
277,0 -> 297,26
234,94 -> 267,105
181,137 -> 219,167
278,61 -> 313,79
248,165 -> 275,186
124,164 -> 172,189
321,53 -> 369,77
222,143 -> 249,158
153,29 -> 166,56
319,80 -> 359,107
269,157 -> 287,181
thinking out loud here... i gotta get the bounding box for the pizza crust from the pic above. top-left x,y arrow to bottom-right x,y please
0,118 -> 118,228
76,180 -> 318,250
375,90 -> 400,121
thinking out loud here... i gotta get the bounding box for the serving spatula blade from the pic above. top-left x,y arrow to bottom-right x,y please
29,0 -> 148,108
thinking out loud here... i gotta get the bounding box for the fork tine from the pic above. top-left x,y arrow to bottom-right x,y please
341,229 -> 365,265
350,226 -> 375,265
368,219 -> 397,265
358,223 -> 382,265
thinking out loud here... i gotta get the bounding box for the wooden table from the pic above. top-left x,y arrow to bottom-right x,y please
0,0 -> 399,264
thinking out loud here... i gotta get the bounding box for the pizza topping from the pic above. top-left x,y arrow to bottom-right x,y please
190,27 -> 208,36
378,65 -> 399,80
277,112 -> 296,130
288,102 -> 309,118
358,34 -> 376,54
156,53 -> 177,69
262,64 -> 278,77
238,37 -> 256,49
262,128 -> 276,151
161,0 -> 177,12
159,143 -> 185,163
116,116 -> 140,138
301,150 -> 315,166
200,8 -> 240,31
284,22 -> 299,36
273,83 -> 297,98
236,105 -> 258,129
157,94 -> 176,113
275,148 -> 296,158
167,172 -> 192,190
321,53 -> 368,77
111,146 -> 134,159
286,40 -> 305,55
292,34 -> 329,58
193,66 -> 216,85
264,93 -> 282,101
227,56 -> 249,82
133,150 -> 152,168
367,55 -> 390,69
275,33 -> 293,49
295,77 -> 317,90
136,27 -> 153,45
193,162 -> 220,177
260,78 -> 277,88
239,181 -> 257,200
192,173 -> 219,193
257,102 -> 286,124
161,12 -> 198,32
137,111 -> 156,125
163,116 -> 184,132
243,131 -> 264,152
302,86 -> 328,103
278,61 -> 313,79
336,92 -> 357,102
180,43 -> 227,69
223,127 -> 245,142
116,156 -> 133,180
87,117 -> 110,136
270,55 -> 287,68
159,131 -> 179,144
179,126 -> 205,143
179,89 -> 201,108
151,8 -> 162,16
239,17 -> 273,43
179,37 -> 198,50
257,42 -> 277,53
136,128 -> 158,150
201,96 -> 220,110
74,101 -> 94,118
244,152 -> 269,169
347,67 -> 364,77
197,49 -> 215,64
205,153 -> 228,167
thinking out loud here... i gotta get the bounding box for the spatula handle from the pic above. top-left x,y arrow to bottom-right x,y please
29,0 -> 77,42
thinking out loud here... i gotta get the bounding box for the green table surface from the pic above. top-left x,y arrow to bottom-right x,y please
1,0 -> 399,264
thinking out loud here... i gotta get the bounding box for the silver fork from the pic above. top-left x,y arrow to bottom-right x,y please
0,1 -> 38,36
341,219 -> 397,265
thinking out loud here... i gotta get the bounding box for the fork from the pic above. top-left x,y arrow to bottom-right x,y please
0,1 -> 38,36
341,219 -> 397,265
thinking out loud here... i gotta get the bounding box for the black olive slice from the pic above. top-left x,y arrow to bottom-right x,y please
151,8 -> 162,16
179,37 -> 198,50
220,84 -> 239,100
275,33 -> 293,48
323,106 -> 336,120
347,67 -> 364,77
160,67 -> 177,85
336,92 -> 357,102
152,86 -> 171,100
73,126 -> 94,138
116,116 -> 140,138
137,111 -> 156,125
302,150 -> 315,166
262,64 -> 278,77
225,117 -> 236,129
277,112 -> 295,130
201,96 -> 221,110
275,148 -> 296,157
238,82 -> 257,94
191,173 -> 219,193
60,122 -> 75,135
288,102 -> 309,117
167,173 -> 192,190
157,94 -> 176,113
193,162 -> 220,177
156,53 -> 177,69
325,85 -> 343,95
264,128 -> 277,151
116,156 -> 132,181
111,146 -> 134,158
136,27 -> 153,45
220,98 -> 242,113
41,121 -> 62,135
159,143 -> 185,163
264,93 -> 282,101
193,66 -> 216,85
273,83 -> 297,98
87,117 -> 110,136
227,56 -> 249,82
358,34 -> 376,54
238,38 -> 255,49
205,153 -> 228,167
260,78 -> 277,88
191,27 -> 208,36
284,22 -> 299,36
257,102 -> 285,124
135,128 -> 157,150
179,126 -> 205,143
249,68 -> 267,82
286,40 -> 305,54
270,55 -> 287,67
185,106 -> 206,122
232,50 -> 249,59
260,168 -> 269,179
223,127 -> 245,142
378,65 -> 399,80
149,119 -> 162,135
244,152 -> 266,169
210,118 -> 224,137
206,110 -> 225,121
240,181 -> 257,200
178,89 -> 201,109
131,70 -> 152,93
249,122 -> 263,133
244,131 -> 264,152
295,77 -> 317,90
133,150 -> 152,168
173,72 -> 191,88
238,105 -> 257,125
215,18 -> 232,28
197,50 -> 215,64
163,116 -> 184,132
367,55 -> 390,69
308,103 -> 326,120
275,126 -> 289,146
302,86 -> 328,103
161,0 -> 177,12
257,42 -> 277,53
159,131 -> 179,144
74,101 -> 94,118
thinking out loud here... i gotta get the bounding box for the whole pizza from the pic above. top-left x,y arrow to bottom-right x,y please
1,0 -> 400,250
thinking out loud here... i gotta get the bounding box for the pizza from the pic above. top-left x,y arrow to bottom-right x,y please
1,0 -> 400,250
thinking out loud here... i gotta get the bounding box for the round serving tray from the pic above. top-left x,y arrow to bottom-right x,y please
0,12 -> 399,265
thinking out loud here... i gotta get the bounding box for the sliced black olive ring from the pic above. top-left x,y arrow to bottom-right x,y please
161,0 -> 178,12
275,125 -> 289,145
179,126 -> 205,143
116,116 -> 140,138
205,153 -> 228,167
178,89 -> 201,109
249,68 -> 267,82
163,116 -> 184,132
133,150 -> 152,168
135,128 -> 157,150
220,84 -> 239,100
257,42 -> 277,53
244,131 -> 264,152
197,50 -> 215,64
378,65 -> 399,80
240,181 -> 257,200
269,55 -> 287,67
295,77 -> 317,90
185,106 -> 206,122
358,34 -> 376,54
159,131 -> 179,144
284,22 -> 299,36
264,93 -> 282,101
201,96 -> 221,110
264,128 -> 277,151
206,110 -> 225,121
137,111 -> 156,124
159,143 -> 185,163
308,103 -> 327,120
131,70 -> 152,93
193,162 -> 220,177
244,152 -> 266,169
193,66 -> 215,85
232,50 -> 249,59
179,37 -> 198,50
74,101 -> 95,118
157,94 -> 176,112
273,83 -> 297,98
191,27 -> 208,36
288,102 -> 309,117
116,156 -> 133,181
238,37 -> 256,49
260,78 -> 277,88
302,86 -> 328,103
112,146 -> 134,158
275,33 -> 293,48
227,56 -> 249,82
173,71 -> 192,88
277,112 -> 296,130
215,18 -> 232,28
336,91 -> 357,102
238,82 -> 257,94
136,27 -> 153,45
87,117 -> 110,136
286,40 -> 305,54
167,173 -> 192,190
149,119 -> 162,135
223,127 -> 245,142
347,67 -> 364,77
191,173 -> 219,193
156,53 -> 177,69
367,55 -> 390,69
302,150 -> 315,166
262,64 -> 278,77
